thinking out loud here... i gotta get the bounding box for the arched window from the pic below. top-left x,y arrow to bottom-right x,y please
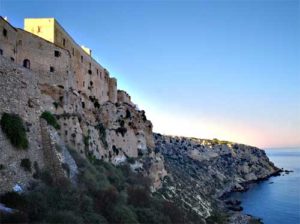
23,59 -> 30,69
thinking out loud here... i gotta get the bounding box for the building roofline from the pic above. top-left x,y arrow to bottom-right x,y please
0,16 -> 18,31
52,18 -> 107,71
16,27 -> 71,56
1,16 -> 115,79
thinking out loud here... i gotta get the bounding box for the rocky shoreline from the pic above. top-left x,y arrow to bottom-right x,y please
221,167 -> 286,223
220,167 -> 282,200
154,134 -> 282,223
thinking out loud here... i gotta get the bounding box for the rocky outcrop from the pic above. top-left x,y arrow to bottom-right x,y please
154,134 -> 279,219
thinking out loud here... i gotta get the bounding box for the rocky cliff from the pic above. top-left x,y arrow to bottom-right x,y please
0,55 -> 165,194
154,134 -> 280,222
0,55 -> 280,223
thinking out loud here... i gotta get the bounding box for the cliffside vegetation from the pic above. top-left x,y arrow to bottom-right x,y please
0,149 -> 203,224
40,111 -> 60,130
0,113 -> 28,149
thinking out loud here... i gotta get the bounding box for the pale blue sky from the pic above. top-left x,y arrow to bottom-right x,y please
1,0 -> 299,148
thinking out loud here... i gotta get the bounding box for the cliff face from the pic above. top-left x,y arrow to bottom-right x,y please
154,134 -> 279,218
0,56 -> 165,193
0,55 -> 280,223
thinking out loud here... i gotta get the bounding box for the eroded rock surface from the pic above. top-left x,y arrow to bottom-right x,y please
155,134 -> 279,219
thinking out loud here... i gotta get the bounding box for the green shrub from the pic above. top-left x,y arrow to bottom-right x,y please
32,161 -> 40,179
206,212 -> 228,224
53,102 -> 59,109
45,210 -> 83,224
96,123 -> 108,149
0,113 -> 29,149
127,157 -> 135,164
83,212 -> 108,224
110,205 -> 139,224
40,111 -> 60,129
134,207 -> 171,224
0,149 -> 204,224
20,158 -> 31,172
0,211 -> 29,223
83,134 -> 89,147
127,186 -> 150,207
0,191 -> 27,210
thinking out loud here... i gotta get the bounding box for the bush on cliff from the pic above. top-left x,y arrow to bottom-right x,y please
40,111 -> 60,129
20,158 -> 32,172
0,113 -> 29,149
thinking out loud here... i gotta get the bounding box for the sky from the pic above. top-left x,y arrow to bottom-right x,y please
1,0 -> 299,148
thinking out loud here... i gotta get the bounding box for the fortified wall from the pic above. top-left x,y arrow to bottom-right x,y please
0,17 -> 126,105
0,17 -> 166,193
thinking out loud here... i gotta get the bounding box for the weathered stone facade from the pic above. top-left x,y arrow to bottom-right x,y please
0,56 -> 45,193
0,17 -> 164,193
0,16 -> 132,105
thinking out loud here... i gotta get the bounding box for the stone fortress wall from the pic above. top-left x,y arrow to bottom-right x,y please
0,16 -> 125,105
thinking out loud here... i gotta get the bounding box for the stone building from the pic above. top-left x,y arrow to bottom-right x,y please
0,16 -> 131,105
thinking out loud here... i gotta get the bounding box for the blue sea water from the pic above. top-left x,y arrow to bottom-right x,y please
231,148 -> 300,224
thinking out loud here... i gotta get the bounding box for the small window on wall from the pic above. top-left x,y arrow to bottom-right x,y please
10,57 -> 14,62
88,70 -> 92,75
63,38 -> 66,47
82,102 -> 85,108
83,81 -> 85,87
18,40 -> 22,46
0,49 -> 3,55
3,28 -> 7,37
50,66 -> 55,72
99,71 -> 102,78
23,59 -> 30,69
37,26 -> 41,33
97,69 -> 99,75
54,50 -> 61,57
72,48 -> 75,56
81,56 -> 83,63
89,63 -> 91,69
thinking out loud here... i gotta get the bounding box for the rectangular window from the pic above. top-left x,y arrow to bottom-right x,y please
63,38 -> 66,46
10,57 -> 14,62
89,63 -> 91,69
81,56 -> 83,63
83,81 -> 85,87
88,69 -> 92,75
72,48 -> 75,56
50,66 -> 55,72
54,50 -> 61,57
3,28 -> 7,37
0,49 -> 3,55
97,69 -> 99,75
37,26 -> 41,33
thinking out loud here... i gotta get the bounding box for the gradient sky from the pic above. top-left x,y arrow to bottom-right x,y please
1,0 -> 299,148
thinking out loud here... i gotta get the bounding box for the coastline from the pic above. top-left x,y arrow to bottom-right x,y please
219,163 -> 284,223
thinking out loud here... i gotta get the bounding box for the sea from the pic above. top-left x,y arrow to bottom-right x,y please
230,148 -> 300,224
